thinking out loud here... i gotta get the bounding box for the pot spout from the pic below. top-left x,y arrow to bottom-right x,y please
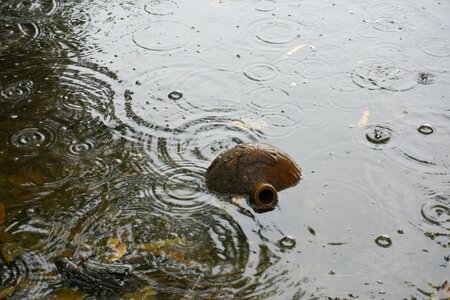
250,183 -> 278,211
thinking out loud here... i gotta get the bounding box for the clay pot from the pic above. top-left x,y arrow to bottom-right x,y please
205,143 -> 302,210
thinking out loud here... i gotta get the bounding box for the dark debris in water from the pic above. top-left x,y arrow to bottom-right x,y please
307,226 -> 316,236
55,258 -> 147,292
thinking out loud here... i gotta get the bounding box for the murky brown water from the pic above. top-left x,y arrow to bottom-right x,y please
1,0 -> 449,299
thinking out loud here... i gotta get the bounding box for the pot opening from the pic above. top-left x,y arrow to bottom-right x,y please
258,188 -> 275,204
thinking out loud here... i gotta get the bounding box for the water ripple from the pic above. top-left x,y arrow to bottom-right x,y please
389,110 -> 450,176
8,155 -> 79,188
0,20 -> 43,54
65,140 -> 95,157
245,17 -> 302,47
1,211 -> 57,297
243,63 -> 278,82
354,42 -> 406,61
178,117 -> 261,163
329,72 -> 360,94
296,59 -> 331,80
19,251 -> 54,298
291,177 -> 385,242
248,87 -> 304,137
148,163 -> 210,214
299,107 -> 329,129
56,63 -> 116,128
0,80 -> 33,102
10,126 -> 56,151
68,198 -> 269,297
351,58 -> 418,92
369,2 -> 441,33
319,5 -> 368,31
120,89 -> 184,137
144,0 -> 179,15
421,200 -> 449,230
410,185 -> 450,247
46,15 -> 94,58
173,67 -> 250,114
315,44 -> 347,61
357,124 -> 398,150
254,0 -> 276,12
57,90 -> 89,121
0,0 -> 62,17
132,20 -> 195,52
373,14 -> 440,33
328,73 -> 370,111
420,38 -> 450,57
354,22 -> 384,40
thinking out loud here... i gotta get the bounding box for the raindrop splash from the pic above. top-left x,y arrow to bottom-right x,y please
375,235 -> 392,248
416,72 -> 435,85
278,236 -> 296,249
417,124 -> 434,135
168,90 -> 183,100
365,125 -> 393,146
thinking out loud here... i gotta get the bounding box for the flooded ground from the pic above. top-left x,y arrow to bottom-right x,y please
0,0 -> 449,299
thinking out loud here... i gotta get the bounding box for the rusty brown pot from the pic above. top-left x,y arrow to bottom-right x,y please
205,143 -> 302,210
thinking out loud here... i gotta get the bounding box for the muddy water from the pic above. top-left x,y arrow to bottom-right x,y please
0,0 -> 449,299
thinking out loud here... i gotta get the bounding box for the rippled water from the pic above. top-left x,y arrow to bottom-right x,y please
0,0 -> 449,299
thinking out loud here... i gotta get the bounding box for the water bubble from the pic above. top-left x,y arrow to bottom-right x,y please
417,124 -> 434,135
168,90 -> 183,100
278,236 -> 296,249
375,235 -> 392,248
365,125 -> 392,145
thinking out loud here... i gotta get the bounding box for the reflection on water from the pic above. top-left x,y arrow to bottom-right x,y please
0,0 -> 449,298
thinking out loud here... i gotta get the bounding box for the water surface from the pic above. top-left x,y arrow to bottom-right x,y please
0,0 -> 449,299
